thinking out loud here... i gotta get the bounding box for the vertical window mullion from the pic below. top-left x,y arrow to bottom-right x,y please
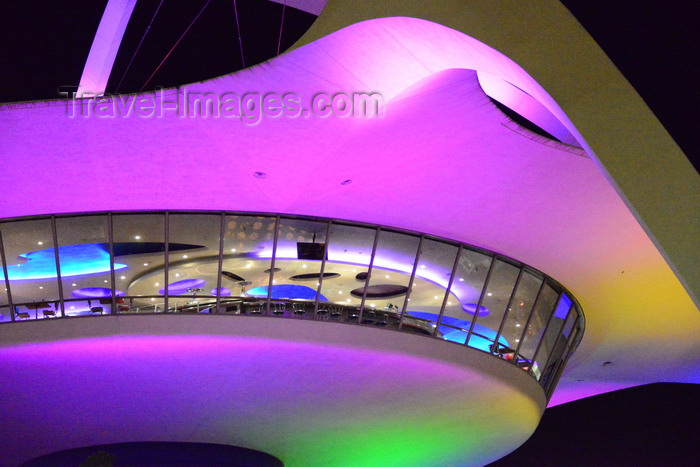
399,235 -> 424,331
357,226 -> 381,323
108,213 -> 116,314
433,245 -> 462,337
544,314 -> 580,396
214,212 -> 226,314
513,279 -> 547,360
528,291 -> 564,377
51,216 -> 65,318
463,255 -> 497,348
0,227 -> 15,321
313,221 -> 332,316
265,215 -> 281,315
493,267 -> 525,353
163,212 -> 169,313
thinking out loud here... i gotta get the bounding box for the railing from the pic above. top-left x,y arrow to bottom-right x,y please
1,294 -> 578,398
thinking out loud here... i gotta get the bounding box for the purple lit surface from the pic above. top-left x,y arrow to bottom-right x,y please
0,318 -> 543,467
159,279 -> 206,295
72,287 -> 125,298
553,294 -> 573,319
211,287 -> 231,297
462,303 -> 490,316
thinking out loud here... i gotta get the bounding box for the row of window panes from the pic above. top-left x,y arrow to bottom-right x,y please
0,212 -> 583,395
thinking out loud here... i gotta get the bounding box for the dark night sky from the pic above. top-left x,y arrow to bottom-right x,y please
490,383 -> 700,466
560,0 -> 700,172
1,1 -> 697,464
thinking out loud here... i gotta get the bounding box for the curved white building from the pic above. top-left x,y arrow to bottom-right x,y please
0,1 -> 697,466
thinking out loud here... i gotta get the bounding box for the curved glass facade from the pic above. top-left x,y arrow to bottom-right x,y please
0,211 -> 584,398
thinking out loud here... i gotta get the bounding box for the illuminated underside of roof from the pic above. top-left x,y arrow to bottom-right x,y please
0,0 -> 698,465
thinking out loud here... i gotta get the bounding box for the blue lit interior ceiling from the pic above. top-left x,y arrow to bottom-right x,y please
407,311 -> 510,351
2,242 -> 203,281
3,244 -> 127,281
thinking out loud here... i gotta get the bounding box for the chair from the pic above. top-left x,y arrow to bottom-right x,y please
42,308 -> 57,318
292,303 -> 306,315
316,308 -> 329,319
16,310 -> 31,320
272,302 -> 286,315
90,307 -> 104,315
330,306 -> 342,318
223,303 -> 240,313
516,359 -> 531,371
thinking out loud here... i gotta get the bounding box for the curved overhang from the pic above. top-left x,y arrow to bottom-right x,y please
0,315 -> 545,466
0,0 -> 697,436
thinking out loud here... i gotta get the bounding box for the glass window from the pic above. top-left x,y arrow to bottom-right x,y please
544,320 -> 581,395
531,294 -> 570,379
0,230 -> 10,322
321,223 -> 377,321
514,282 -> 559,377
55,215 -> 113,317
432,249 -> 493,347
167,214 -> 222,313
535,298 -> 576,382
269,217 -> 329,316
221,215 -> 276,314
467,258 -> 518,352
494,270 -> 543,362
363,230 -> 420,327
0,219 -> 60,320
113,214 -> 165,313
399,238 -> 459,338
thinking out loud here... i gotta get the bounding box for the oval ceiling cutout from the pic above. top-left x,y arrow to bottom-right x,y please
289,272 -> 340,281
264,268 -> 282,274
355,272 -> 369,281
462,303 -> 490,316
222,271 -> 246,282
159,279 -> 206,295
211,288 -> 232,297
72,287 -> 126,298
350,284 -> 409,299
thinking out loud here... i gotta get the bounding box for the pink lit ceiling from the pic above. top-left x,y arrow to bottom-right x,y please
0,10 -> 697,424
